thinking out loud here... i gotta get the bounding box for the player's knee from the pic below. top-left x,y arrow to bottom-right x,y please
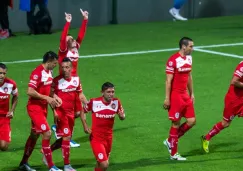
63,136 -> 71,141
0,142 -> 8,151
99,161 -> 109,170
222,121 -> 230,128
75,111 -> 81,118
172,121 -> 180,128
187,118 -> 196,126
43,130 -> 52,139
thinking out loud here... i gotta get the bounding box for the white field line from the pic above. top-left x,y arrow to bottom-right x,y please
2,42 -> 243,64
194,48 -> 243,58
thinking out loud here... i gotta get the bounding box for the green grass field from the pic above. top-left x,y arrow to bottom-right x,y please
1,15 -> 243,171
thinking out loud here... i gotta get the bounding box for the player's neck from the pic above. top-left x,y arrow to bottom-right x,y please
102,97 -> 111,104
178,51 -> 186,57
42,64 -> 49,71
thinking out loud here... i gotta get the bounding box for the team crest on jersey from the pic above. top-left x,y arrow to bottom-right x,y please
169,61 -> 173,66
240,67 -> 243,72
41,124 -> 46,131
4,87 -> 8,93
111,103 -> 116,109
175,112 -> 180,119
33,75 -> 38,80
73,80 -> 77,85
98,153 -> 104,160
187,57 -> 192,64
64,128 -> 69,134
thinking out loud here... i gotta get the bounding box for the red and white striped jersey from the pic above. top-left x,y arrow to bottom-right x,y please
0,78 -> 18,115
165,52 -> 192,93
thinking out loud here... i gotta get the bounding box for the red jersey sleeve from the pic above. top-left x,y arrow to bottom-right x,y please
76,19 -> 88,49
77,78 -> 83,93
11,80 -> 18,96
165,57 -> 176,74
233,61 -> 243,78
59,22 -> 70,52
28,71 -> 40,89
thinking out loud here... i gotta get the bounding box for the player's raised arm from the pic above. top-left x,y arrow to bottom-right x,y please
117,100 -> 125,120
59,13 -> 72,52
76,9 -> 88,47
187,73 -> 195,103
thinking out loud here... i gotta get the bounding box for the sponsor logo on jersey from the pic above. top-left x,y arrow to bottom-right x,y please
0,95 -> 8,99
95,113 -> 116,119
62,88 -> 76,92
178,67 -> 191,72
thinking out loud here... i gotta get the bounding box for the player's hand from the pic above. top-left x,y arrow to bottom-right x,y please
118,109 -> 125,120
65,12 -> 72,22
84,125 -> 91,134
46,97 -> 59,108
54,96 -> 62,107
191,94 -> 195,104
163,98 -> 170,110
80,9 -> 89,20
6,111 -> 14,119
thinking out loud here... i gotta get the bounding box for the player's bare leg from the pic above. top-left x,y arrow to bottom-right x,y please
0,140 -> 9,151
178,117 -> 196,138
164,121 -> 186,161
202,120 -> 230,153
95,161 -> 109,171
19,130 -> 39,171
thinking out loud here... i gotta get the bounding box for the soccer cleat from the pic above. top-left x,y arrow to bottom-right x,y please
170,153 -> 187,161
49,166 -> 63,171
163,138 -> 171,154
169,8 -> 188,21
64,164 -> 76,171
19,163 -> 36,171
70,140 -> 80,148
201,136 -> 210,153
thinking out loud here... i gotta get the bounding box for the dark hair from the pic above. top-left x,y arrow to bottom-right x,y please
43,51 -> 58,63
62,57 -> 72,63
179,37 -> 193,49
102,82 -> 114,91
0,63 -> 7,70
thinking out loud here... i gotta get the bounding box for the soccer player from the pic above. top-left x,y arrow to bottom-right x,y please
169,0 -> 188,21
47,57 -> 84,171
81,82 -> 125,171
163,37 -> 195,161
51,9 -> 89,147
201,61 -> 243,153
0,63 -> 18,151
19,51 -> 62,171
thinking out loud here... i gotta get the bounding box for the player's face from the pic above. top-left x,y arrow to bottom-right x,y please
184,41 -> 194,55
47,59 -> 58,70
61,62 -> 72,78
102,87 -> 115,102
0,68 -> 7,84
66,36 -> 77,49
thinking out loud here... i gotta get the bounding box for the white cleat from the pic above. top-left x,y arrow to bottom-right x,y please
19,163 -> 36,171
163,138 -> 171,154
49,166 -> 63,171
64,164 -> 76,171
170,153 -> 187,161
169,8 -> 188,21
70,140 -> 80,148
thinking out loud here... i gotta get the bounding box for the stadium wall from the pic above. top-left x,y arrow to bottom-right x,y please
9,0 -> 243,32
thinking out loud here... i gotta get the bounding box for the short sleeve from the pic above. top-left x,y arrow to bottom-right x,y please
234,62 -> 243,78
28,71 -> 40,89
11,80 -> 18,96
165,58 -> 176,74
